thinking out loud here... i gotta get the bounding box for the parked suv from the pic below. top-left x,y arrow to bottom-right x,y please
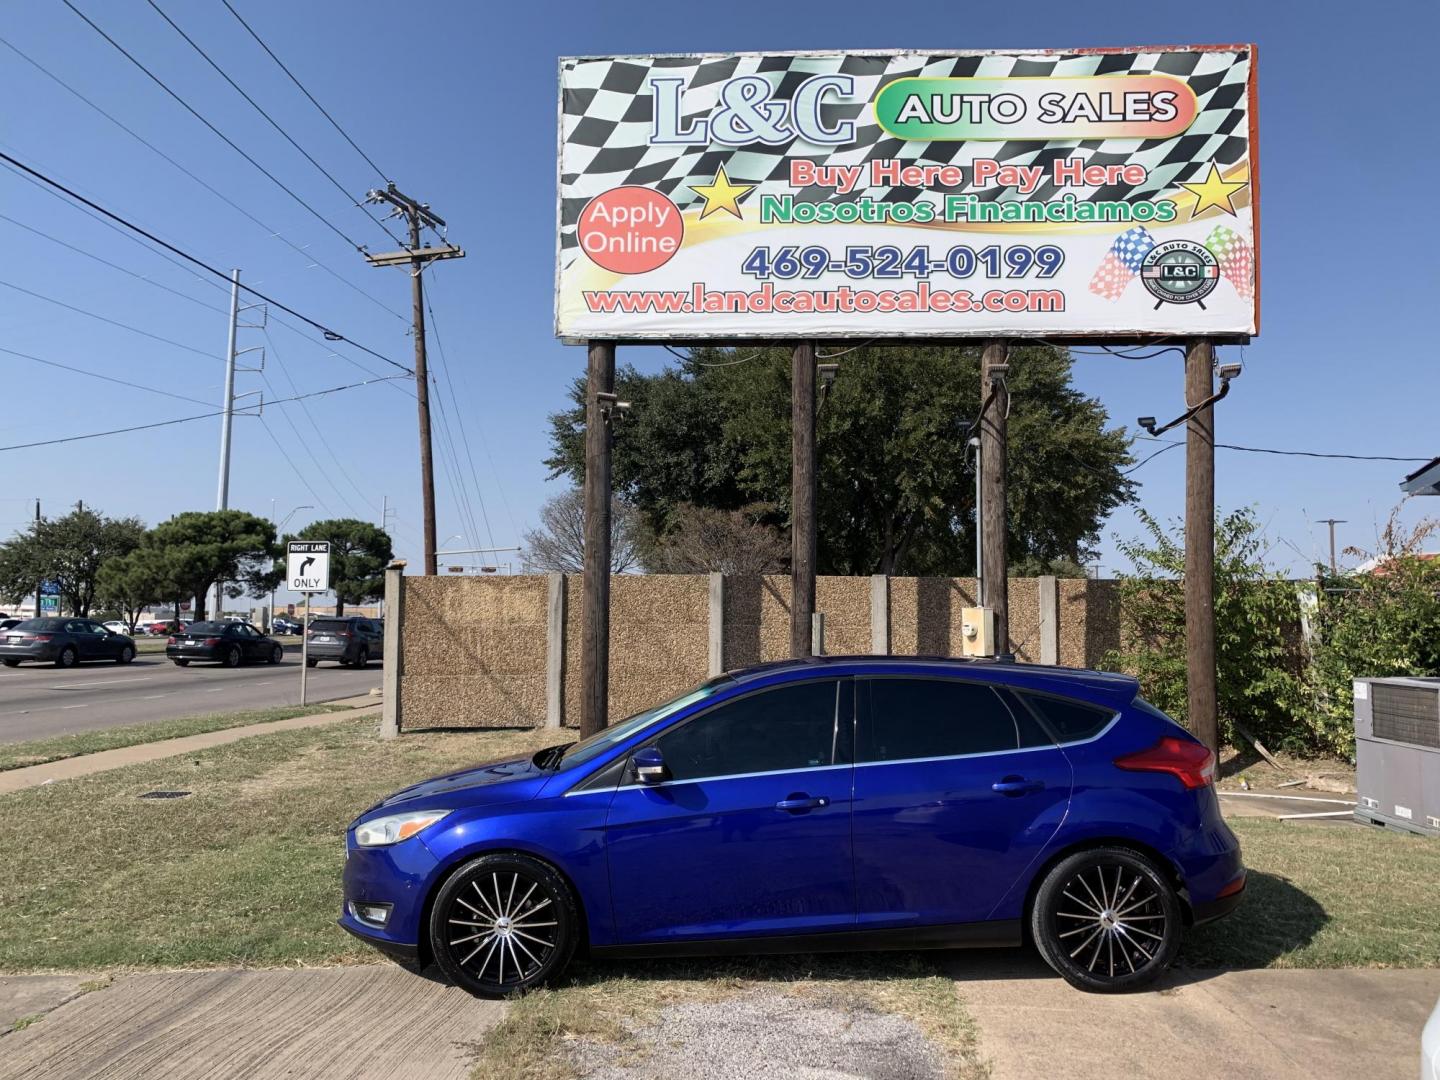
341,656 -> 1244,998
306,616 -> 383,668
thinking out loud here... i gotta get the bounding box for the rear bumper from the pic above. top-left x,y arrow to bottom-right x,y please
1191,878 -> 1245,924
166,647 -> 223,661
0,645 -> 55,661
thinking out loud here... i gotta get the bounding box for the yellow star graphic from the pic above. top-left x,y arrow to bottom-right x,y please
1178,163 -> 1248,218
690,165 -> 754,221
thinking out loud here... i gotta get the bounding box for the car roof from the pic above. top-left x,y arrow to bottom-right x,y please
723,655 -> 1140,709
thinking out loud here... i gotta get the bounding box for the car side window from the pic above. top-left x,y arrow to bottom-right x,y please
1017,693 -> 1116,744
652,679 -> 849,783
859,678 -> 1052,763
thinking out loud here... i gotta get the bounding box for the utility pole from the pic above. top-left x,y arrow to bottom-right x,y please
216,269 -> 241,512
1318,518 -> 1347,574
791,342 -> 818,658
979,340 -> 1010,651
1185,340 -> 1219,758
33,498 -> 40,620
580,342 -> 615,737
364,184 -> 464,577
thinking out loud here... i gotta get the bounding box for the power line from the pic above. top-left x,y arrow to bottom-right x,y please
0,212 -> 229,316
143,0 -> 403,248
1216,443 -> 1430,463
256,414 -> 329,512
60,0 -> 368,254
0,149 -> 414,376
0,34 -> 406,322
220,0 -> 390,184
0,374 -> 408,452
1,345 -> 213,407
2,33 -> 406,325
0,278 -> 218,361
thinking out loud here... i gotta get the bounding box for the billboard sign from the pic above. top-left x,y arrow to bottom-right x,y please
557,47 -> 1258,341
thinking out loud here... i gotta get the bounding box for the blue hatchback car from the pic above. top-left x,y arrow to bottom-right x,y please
341,656 -> 1244,995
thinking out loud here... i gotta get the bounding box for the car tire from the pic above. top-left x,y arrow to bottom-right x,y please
55,646 -> 78,669
1030,846 -> 1182,993
305,658 -> 318,668
430,852 -> 579,999
356,648 -> 370,668
172,658 -> 190,667
2,658 -> 20,667
116,646 -> 135,664
223,646 -> 242,668
268,644 -> 283,664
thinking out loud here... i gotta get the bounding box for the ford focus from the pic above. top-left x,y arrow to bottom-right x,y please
341,656 -> 1243,995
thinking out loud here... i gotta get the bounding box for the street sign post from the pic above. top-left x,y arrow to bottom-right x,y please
286,541 -> 331,705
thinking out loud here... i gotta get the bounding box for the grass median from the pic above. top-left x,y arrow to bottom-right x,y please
1,719 -> 1436,977
0,704 -> 350,773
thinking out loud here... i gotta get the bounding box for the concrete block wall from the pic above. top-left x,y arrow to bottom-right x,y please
391,570 -> 1121,732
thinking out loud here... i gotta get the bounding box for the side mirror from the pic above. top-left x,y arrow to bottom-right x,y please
632,746 -> 666,785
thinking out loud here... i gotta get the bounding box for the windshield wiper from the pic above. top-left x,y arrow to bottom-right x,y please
534,743 -> 574,771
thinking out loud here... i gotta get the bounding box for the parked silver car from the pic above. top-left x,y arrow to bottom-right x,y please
305,616 -> 383,668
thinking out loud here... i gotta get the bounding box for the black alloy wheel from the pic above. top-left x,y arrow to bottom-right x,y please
116,645 -> 135,664
1031,847 -> 1181,993
356,648 -> 370,668
223,645 -> 242,668
55,646 -> 78,669
268,644 -> 283,664
305,657 -> 318,669
430,853 -> 578,998
2,658 -> 20,667
172,658 -> 190,667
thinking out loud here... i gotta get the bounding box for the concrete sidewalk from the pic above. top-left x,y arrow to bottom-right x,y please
0,696 -> 379,795
948,950 -> 1439,1080
0,966 -> 503,1080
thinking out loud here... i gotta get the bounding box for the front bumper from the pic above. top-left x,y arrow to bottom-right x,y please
339,832 -> 441,960
339,919 -> 421,969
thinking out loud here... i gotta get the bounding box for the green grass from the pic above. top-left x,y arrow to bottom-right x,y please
1182,816 -> 1440,969
0,718 -> 556,972
0,720 -> 1435,978
0,704 -> 349,773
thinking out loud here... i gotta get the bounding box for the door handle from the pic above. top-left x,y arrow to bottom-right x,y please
992,776 -> 1045,796
775,794 -> 829,812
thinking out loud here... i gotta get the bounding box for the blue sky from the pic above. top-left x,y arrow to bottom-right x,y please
2,0 -> 1434,592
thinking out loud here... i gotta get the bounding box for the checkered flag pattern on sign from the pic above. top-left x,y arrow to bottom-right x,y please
1088,226 -> 1156,301
558,50 -> 1252,269
1203,225 -> 1254,300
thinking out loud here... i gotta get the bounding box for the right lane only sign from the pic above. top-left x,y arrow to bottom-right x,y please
286,541 -> 331,593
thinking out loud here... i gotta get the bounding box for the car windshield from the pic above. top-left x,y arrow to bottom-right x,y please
185,622 -> 227,635
558,675 -> 734,769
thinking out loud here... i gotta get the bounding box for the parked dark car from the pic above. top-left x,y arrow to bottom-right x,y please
306,616 -> 383,668
0,617 -> 137,667
341,655 -> 1244,998
167,620 -> 285,667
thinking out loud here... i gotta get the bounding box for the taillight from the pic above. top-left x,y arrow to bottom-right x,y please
167,636 -> 177,645
1114,736 -> 1215,789
32,634 -> 51,642
204,637 -> 222,646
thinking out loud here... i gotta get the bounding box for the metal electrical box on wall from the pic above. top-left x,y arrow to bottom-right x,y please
961,606 -> 996,658
1353,677 -> 1440,838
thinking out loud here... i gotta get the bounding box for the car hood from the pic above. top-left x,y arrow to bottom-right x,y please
363,752 -> 549,814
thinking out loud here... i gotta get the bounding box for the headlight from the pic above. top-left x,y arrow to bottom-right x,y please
353,809 -> 452,847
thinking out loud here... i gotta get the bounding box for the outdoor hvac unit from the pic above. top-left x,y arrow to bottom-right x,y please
1353,677 -> 1440,838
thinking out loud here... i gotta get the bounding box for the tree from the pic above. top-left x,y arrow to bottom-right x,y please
143,510 -> 277,621
522,487 -> 641,574
0,508 -> 145,617
546,344 -> 1133,576
1105,508 -> 1312,754
288,519 -> 393,616
95,546 -> 176,631
648,502 -> 788,574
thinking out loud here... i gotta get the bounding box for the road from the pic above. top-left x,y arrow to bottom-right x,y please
0,651 -> 382,743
